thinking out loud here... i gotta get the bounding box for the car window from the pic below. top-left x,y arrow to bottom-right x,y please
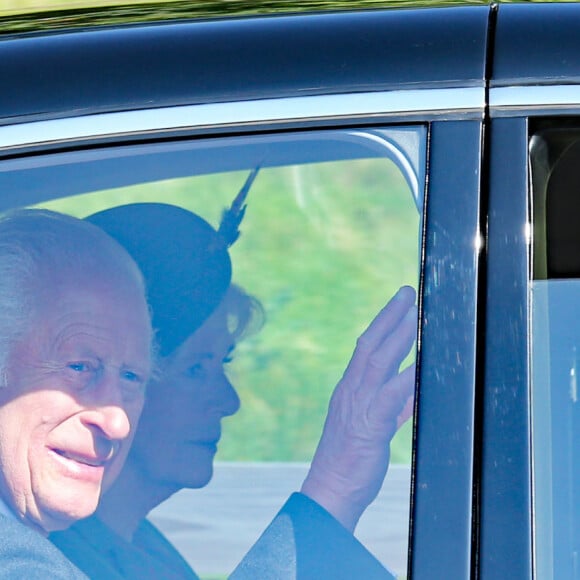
1,126 -> 425,578
530,127 -> 580,580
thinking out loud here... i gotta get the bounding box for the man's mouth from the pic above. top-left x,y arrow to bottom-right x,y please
51,446 -> 115,468
53,449 -> 104,467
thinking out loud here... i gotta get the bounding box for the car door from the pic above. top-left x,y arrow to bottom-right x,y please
484,4 -> 580,579
0,4 -> 490,579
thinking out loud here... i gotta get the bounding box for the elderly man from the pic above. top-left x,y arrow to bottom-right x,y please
0,209 -> 153,578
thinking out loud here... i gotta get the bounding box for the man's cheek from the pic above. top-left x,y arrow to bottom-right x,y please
128,397 -> 145,431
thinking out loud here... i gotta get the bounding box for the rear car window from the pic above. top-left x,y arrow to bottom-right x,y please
531,126 -> 580,579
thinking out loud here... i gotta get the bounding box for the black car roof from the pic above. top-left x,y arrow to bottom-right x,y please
5,2 -> 580,126
0,5 -> 489,123
493,2 -> 580,87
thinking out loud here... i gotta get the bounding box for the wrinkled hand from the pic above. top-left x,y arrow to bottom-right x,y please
300,286 -> 417,532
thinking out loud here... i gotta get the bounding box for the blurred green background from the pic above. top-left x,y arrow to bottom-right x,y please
0,0 -> 558,14
39,155 -> 419,464
0,0 -> 558,33
0,0 -> 488,18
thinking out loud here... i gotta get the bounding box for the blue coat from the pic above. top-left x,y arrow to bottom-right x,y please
0,514 -> 86,579
51,493 -> 394,579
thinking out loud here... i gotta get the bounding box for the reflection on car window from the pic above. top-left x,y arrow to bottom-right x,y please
531,129 -> 580,580
1,127 -> 425,578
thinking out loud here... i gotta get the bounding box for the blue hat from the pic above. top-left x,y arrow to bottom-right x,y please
87,203 -> 232,357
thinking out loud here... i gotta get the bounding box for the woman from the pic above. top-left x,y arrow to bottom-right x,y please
51,202 -> 417,579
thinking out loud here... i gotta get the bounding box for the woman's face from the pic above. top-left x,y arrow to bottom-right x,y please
128,294 -> 241,490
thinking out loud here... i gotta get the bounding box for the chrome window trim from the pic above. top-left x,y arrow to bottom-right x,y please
491,85 -> 580,117
0,87 -> 483,151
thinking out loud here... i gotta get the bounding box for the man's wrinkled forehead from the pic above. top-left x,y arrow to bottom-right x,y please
40,272 -> 153,361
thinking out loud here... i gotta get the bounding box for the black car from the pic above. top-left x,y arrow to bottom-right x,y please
2,1 -> 580,578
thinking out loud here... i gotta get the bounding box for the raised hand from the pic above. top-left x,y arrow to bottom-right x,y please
300,286 -> 417,532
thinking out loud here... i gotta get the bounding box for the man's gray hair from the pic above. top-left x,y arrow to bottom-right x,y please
0,208 -> 146,383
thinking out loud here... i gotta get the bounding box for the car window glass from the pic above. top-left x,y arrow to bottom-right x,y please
531,128 -> 580,580
0,126 -> 425,578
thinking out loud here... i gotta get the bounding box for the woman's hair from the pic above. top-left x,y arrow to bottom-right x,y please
224,284 -> 265,344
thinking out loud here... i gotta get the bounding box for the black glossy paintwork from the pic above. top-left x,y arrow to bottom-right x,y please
410,121 -> 482,579
479,118 -> 532,578
0,6 -> 489,123
493,3 -> 580,87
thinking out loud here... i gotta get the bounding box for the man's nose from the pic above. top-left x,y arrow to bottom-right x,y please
82,402 -> 132,441
80,371 -> 135,441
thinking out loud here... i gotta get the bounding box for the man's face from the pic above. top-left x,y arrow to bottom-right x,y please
0,276 -> 152,534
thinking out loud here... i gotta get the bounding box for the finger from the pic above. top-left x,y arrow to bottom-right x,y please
396,393 -> 414,430
356,286 -> 416,353
373,364 -> 417,434
360,305 -> 417,390
343,287 -> 416,383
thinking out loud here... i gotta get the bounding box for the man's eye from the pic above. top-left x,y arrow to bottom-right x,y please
121,370 -> 142,384
64,361 -> 97,390
119,370 -> 146,398
67,362 -> 90,372
223,356 -> 234,365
